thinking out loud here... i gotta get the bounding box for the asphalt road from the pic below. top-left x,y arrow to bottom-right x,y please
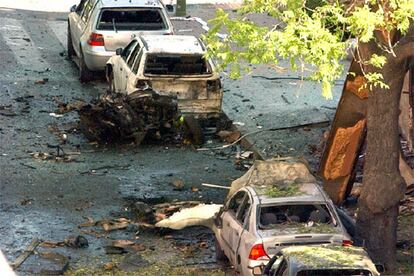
0,8 -> 244,274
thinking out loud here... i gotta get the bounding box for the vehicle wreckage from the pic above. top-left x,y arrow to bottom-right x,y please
78,88 -> 180,144
155,158 -> 357,276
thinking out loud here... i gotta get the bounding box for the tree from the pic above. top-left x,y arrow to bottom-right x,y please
204,0 -> 414,271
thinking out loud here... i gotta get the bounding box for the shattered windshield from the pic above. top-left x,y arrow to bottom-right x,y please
144,54 -> 210,75
297,269 -> 371,275
259,204 -> 335,230
97,8 -> 167,31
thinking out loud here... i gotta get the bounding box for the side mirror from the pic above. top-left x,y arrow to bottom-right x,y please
70,5 -> 77,12
166,4 -> 174,13
115,48 -> 123,56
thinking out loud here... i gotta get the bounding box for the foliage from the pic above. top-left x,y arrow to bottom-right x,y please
204,0 -> 414,98
264,183 -> 304,197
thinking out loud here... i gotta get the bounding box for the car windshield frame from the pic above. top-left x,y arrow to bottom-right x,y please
96,7 -> 168,31
143,53 -> 213,77
257,202 -> 338,230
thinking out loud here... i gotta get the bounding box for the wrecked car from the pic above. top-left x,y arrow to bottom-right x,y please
78,88 -> 179,144
67,0 -> 174,82
261,245 -> 380,276
213,159 -> 351,276
106,35 -> 223,130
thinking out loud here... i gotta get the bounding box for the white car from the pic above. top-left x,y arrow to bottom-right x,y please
213,183 -> 352,276
106,35 -> 223,119
262,245 -> 380,276
67,0 -> 174,82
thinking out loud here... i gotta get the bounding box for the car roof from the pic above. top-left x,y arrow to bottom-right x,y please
140,35 -> 206,55
281,245 -> 378,273
100,0 -> 164,8
247,182 -> 328,204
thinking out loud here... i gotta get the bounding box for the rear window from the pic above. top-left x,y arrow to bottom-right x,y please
144,54 -> 209,75
297,269 -> 371,275
97,8 -> 167,31
259,204 -> 333,230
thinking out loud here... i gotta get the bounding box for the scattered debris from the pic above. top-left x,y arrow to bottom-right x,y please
55,100 -> 86,114
118,252 -> 149,272
171,179 -> 185,191
11,238 -> 40,270
104,245 -> 128,254
64,235 -> 89,248
34,78 -> 48,85
20,198 -> 33,206
97,218 -> 130,231
217,130 -> 241,143
78,89 -> 179,144
49,112 -> 64,118
103,262 -> 116,270
155,204 -> 222,230
131,201 -> 156,224
39,235 -> 88,249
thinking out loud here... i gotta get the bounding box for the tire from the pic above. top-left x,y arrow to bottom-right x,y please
79,48 -> 93,83
214,237 -> 227,262
67,23 -> 75,57
183,115 -> 204,145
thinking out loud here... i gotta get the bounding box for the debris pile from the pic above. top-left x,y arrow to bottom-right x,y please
78,89 -> 180,144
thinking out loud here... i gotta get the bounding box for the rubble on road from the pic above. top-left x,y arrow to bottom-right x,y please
155,204 -> 222,230
77,89 -> 180,144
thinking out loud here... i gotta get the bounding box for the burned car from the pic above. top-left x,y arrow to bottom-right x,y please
213,159 -> 352,276
106,35 -> 223,120
67,0 -> 174,82
261,245 -> 380,276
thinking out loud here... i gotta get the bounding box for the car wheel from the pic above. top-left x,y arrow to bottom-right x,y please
184,115 -> 204,145
214,237 -> 228,262
79,48 -> 93,83
67,23 -> 75,57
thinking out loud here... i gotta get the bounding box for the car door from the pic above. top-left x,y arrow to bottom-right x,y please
69,0 -> 89,56
220,191 -> 246,265
114,40 -> 138,93
125,44 -> 143,94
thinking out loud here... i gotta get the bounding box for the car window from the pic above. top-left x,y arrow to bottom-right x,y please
275,259 -> 288,276
75,0 -> 87,15
96,8 -> 167,31
228,191 -> 245,216
132,50 -> 143,74
297,269 -> 372,275
127,44 -> 141,68
122,41 -> 138,62
237,196 -> 251,225
144,54 -> 209,75
259,204 -> 333,229
81,0 -> 94,22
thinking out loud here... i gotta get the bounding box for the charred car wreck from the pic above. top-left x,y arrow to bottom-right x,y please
78,88 -> 179,144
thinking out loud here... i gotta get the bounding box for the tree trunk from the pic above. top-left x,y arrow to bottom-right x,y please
355,43 -> 408,271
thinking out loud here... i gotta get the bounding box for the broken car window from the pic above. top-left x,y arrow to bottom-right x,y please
122,41 -> 138,62
127,44 -> 141,68
259,204 -> 332,229
228,191 -> 245,216
97,9 -> 167,31
297,269 -> 372,275
144,54 -> 209,75
237,197 -> 251,225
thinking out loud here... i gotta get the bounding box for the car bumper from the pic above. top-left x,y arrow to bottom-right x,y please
83,46 -> 115,71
